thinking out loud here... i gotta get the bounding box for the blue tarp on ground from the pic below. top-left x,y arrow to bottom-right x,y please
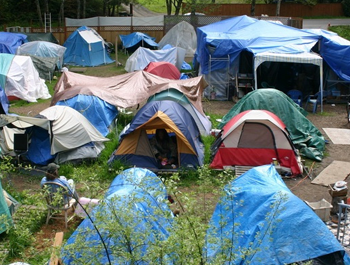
205,164 -> 350,264
0,32 -> 27,54
56,94 -> 118,137
61,167 -> 174,264
63,26 -> 114,67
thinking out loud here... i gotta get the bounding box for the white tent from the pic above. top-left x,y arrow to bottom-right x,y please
158,21 -> 197,57
0,54 -> 51,102
125,46 -> 186,72
253,52 -> 323,111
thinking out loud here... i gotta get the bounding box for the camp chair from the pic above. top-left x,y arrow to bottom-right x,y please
42,182 -> 77,228
305,92 -> 322,113
287,89 -> 303,107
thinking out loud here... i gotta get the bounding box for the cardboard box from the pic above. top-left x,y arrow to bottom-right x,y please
305,199 -> 333,222
328,184 -> 348,197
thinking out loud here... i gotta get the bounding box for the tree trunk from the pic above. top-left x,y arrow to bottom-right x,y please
82,0 -> 86,18
58,0 -> 65,28
166,0 -> 172,15
276,0 -> 281,16
35,0 -> 43,27
77,0 -> 80,19
251,0 -> 256,16
44,0 -> 49,13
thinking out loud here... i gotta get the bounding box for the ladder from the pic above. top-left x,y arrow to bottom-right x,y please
44,13 -> 52,33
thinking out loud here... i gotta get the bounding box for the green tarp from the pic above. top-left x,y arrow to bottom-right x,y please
220,89 -> 325,161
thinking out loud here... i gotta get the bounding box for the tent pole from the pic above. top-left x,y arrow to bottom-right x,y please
320,61 -> 323,113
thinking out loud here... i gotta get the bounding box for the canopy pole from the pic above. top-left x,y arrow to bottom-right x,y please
320,61 -> 324,113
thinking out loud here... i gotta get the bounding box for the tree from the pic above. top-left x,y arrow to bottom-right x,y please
35,0 -> 44,27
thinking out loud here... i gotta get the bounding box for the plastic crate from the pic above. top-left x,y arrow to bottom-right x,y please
305,198 -> 333,222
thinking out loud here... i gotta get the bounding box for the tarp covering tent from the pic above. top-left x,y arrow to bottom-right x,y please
61,167 -> 174,264
0,106 -> 109,165
158,21 -> 197,57
56,94 -> 118,137
21,55 -> 58,81
0,54 -> 51,102
51,70 -> 208,118
119,32 -> 158,54
144,61 -> 181,79
125,46 -> 186,72
147,88 -> 212,136
210,110 -> 303,176
108,100 -> 204,171
219,89 -> 325,161
305,28 -> 350,82
0,32 -> 27,54
0,180 -> 13,234
63,26 -> 114,67
23,32 -> 59,44
16,41 -> 67,70
0,86 -> 9,114
205,164 -> 350,264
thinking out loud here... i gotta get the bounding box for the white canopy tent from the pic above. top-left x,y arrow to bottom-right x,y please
253,52 -> 324,111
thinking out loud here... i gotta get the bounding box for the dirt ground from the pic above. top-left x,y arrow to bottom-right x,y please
5,97 -> 350,260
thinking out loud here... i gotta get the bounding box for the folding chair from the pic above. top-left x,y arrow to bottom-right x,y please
287,89 -> 303,107
305,92 -> 322,113
42,182 -> 77,228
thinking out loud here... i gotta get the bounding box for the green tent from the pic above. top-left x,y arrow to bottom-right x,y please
24,33 -> 59,44
0,180 -> 13,234
220,89 -> 325,161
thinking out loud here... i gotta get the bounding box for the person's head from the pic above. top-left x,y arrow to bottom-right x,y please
46,163 -> 60,180
156,129 -> 169,141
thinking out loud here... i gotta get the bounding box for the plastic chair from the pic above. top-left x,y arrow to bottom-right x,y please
287,89 -> 303,107
305,92 -> 322,113
42,182 -> 77,228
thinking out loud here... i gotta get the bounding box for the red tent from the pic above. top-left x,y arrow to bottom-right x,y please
210,110 -> 303,176
144,61 -> 181,80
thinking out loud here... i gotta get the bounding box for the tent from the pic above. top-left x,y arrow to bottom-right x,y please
56,94 -> 118,137
0,54 -> 51,102
51,71 -> 208,118
195,15 -> 324,103
0,86 -> 9,114
16,41 -> 66,70
0,180 -> 13,234
147,88 -> 212,136
125,46 -> 186,72
144,61 -> 181,79
205,164 -> 350,264
119,32 -> 158,54
219,89 -> 325,161
0,32 -> 27,54
0,106 -> 109,165
108,100 -> 204,171
210,110 -> 303,176
63,26 -> 114,67
23,32 -> 59,44
61,167 -> 174,264
158,21 -> 197,57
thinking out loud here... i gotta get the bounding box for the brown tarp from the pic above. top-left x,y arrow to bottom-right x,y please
51,70 -> 208,115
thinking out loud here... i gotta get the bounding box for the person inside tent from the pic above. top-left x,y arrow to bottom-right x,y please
150,129 -> 178,169
40,163 -> 79,202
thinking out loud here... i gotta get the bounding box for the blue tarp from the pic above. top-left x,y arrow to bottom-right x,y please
0,32 -> 27,54
63,26 -> 114,67
205,164 -> 350,264
0,85 -> 9,114
56,94 -> 118,137
120,32 -> 158,53
195,16 -> 319,75
61,167 -> 174,264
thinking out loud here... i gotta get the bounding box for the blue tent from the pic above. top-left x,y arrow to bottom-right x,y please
108,100 -> 204,171
119,32 -> 158,54
0,32 -> 27,54
56,94 -> 118,137
61,167 -> 174,264
205,164 -> 350,264
63,26 -> 114,67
